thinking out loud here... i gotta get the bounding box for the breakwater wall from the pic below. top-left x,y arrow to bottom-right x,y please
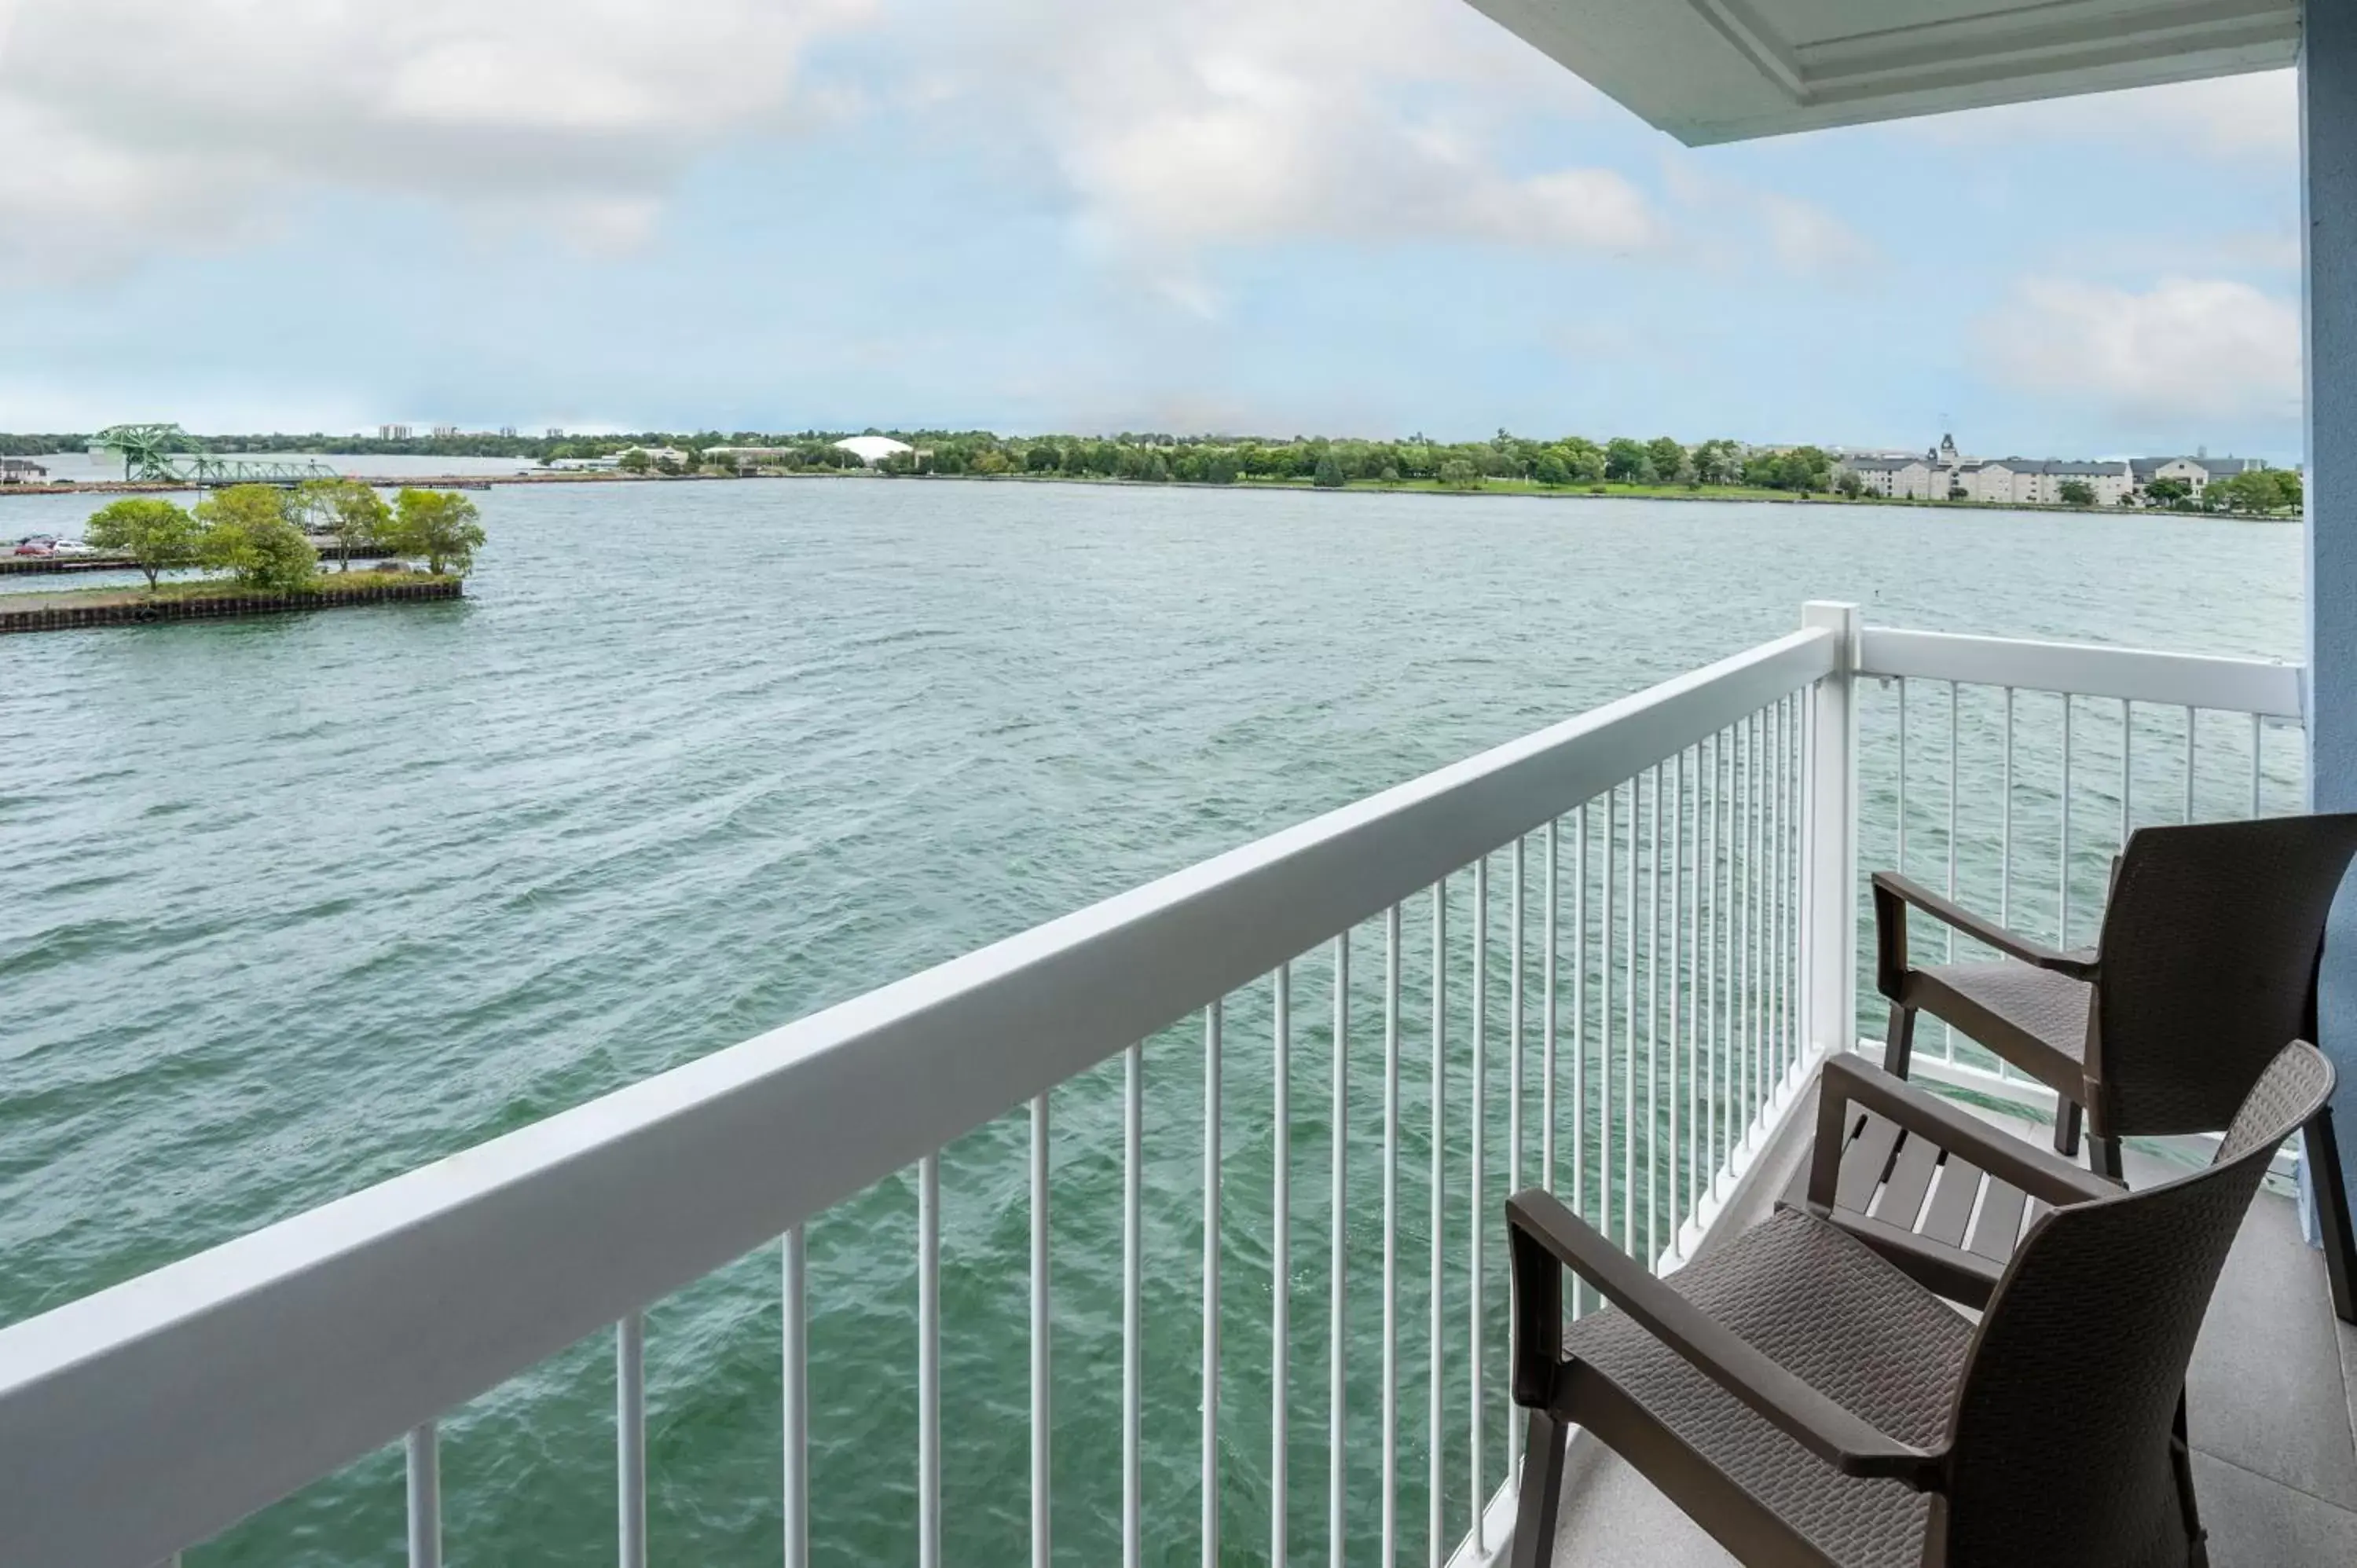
1,579 -> 461,635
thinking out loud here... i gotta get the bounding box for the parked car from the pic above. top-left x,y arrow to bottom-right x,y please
12,534 -> 57,556
51,539 -> 101,557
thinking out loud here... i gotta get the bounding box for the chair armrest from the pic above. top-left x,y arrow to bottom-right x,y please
1806,1053 -> 2120,1213
1871,870 -> 2096,996
1507,1189 -> 1941,1486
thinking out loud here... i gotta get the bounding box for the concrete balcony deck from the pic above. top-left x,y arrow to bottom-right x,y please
1549,1082 -> 2357,1566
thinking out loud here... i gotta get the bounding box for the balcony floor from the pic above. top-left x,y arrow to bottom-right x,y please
1548,1079 -> 2357,1567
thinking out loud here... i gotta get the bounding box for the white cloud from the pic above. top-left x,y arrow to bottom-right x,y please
1980,276 -> 2300,425
1659,160 -> 1879,280
0,0 -> 875,284
906,0 -> 1655,312
1903,70 -> 2295,161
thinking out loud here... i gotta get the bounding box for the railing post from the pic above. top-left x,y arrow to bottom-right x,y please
1802,603 -> 1860,1061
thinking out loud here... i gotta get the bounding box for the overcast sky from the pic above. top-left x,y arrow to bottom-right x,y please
0,0 -> 2308,457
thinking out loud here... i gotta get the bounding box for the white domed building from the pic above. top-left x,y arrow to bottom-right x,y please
833,435 -> 914,467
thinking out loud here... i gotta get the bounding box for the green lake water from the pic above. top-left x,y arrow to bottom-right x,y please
0,480 -> 2303,1564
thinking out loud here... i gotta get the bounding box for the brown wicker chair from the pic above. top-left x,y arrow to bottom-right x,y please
1508,1042 -> 2336,1568
1873,813 -> 2357,1320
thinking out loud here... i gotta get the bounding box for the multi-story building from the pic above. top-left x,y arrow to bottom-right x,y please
2129,456 -> 2264,496
1842,435 -> 2243,507
378,423 -> 412,441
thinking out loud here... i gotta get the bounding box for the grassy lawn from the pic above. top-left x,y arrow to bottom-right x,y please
1,569 -> 436,612
1230,475 -> 1816,501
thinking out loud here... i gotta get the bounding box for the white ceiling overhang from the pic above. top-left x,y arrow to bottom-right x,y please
1461,0 -> 2300,145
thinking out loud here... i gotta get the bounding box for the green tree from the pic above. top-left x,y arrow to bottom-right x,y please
196,485 -> 317,592
1835,469 -> 1867,500
1690,439 -> 1740,485
1534,450 -> 1571,487
1438,459 -> 1483,492
618,449 -> 651,474
1313,452 -> 1347,489
388,489 -> 486,576
2144,477 -> 2194,507
2058,478 -> 2097,507
84,497 -> 202,590
1604,438 -> 1654,484
1025,443 -> 1062,473
295,478 -> 391,570
1646,437 -> 1688,483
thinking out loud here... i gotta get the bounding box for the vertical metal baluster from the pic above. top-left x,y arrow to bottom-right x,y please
1330,935 -> 1349,1568
1733,718 -> 1749,1141
1789,697 -> 1802,1081
1428,884 -> 1446,1568
2121,700 -> 2134,848
1512,837 -> 1526,1201
1382,907 -> 1401,1568
1273,965 -> 1290,1568
1772,704 -> 1785,1089
1672,747 -> 1688,1243
1123,1044 -> 1143,1568
1469,855 -> 1486,1555
1508,837 -> 1524,1484
1647,764 -> 1662,1264
1772,702 -> 1784,1087
407,1423 -> 441,1568
2060,697 -> 2074,947
919,1153 -> 942,1568
1703,734 -> 1717,1189
618,1311 -> 647,1568
1544,819 -> 1559,1196
2249,713 -> 2264,818
2000,689 -> 2014,931
1032,1093 -> 1052,1568
1623,775 -> 1638,1254
1574,804 -> 1589,1308
1751,711 -> 1766,1130
2183,707 -> 2198,822
1897,680 -> 1909,876
1203,1003 -> 1223,1568
1600,789 -> 1615,1263
785,1225 -> 808,1568
1934,687 -> 1951,1063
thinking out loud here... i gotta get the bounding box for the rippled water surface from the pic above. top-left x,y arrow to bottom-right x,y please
0,480 -> 2301,1564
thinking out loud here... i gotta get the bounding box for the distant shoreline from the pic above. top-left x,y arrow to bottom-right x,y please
0,464 -> 2298,521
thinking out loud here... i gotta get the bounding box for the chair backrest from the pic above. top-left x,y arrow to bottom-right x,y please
2093,813 -> 2357,1135
1930,1042 -> 2335,1568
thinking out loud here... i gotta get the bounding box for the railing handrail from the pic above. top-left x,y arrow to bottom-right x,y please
1858,625 -> 2304,719
0,626 -> 1838,1568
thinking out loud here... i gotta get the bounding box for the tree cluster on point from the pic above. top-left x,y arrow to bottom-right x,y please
84,484 -> 484,593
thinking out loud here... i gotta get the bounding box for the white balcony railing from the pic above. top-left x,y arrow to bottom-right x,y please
0,604 -> 2308,1568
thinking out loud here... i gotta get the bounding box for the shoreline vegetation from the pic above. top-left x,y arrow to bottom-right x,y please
1,429 -> 2300,516
2,482 -> 483,632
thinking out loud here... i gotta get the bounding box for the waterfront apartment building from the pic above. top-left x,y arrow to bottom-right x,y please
1842,434 -> 2260,505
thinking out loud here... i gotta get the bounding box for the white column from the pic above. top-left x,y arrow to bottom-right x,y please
1801,603 -> 1860,1059
2308,9 -> 2357,1236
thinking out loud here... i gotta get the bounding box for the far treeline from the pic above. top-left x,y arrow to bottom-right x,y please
83,482 -> 485,593
0,426 -> 1840,493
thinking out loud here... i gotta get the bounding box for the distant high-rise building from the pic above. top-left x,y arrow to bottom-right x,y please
499,427 -> 518,438
546,427 -> 566,439
431,425 -> 460,438
379,423 -> 413,441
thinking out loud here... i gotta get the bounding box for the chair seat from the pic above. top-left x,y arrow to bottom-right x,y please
1911,960 -> 2092,1091
1562,1210 -> 1973,1568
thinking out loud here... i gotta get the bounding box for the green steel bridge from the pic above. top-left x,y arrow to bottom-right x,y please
89,424 -> 339,485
